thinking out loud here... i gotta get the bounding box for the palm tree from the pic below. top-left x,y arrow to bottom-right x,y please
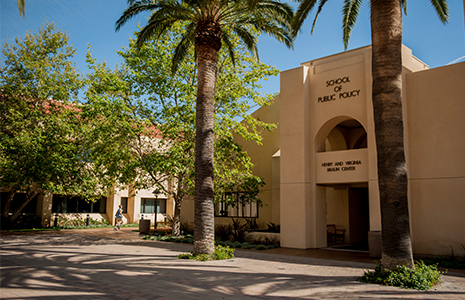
292,0 -> 448,270
116,0 -> 293,255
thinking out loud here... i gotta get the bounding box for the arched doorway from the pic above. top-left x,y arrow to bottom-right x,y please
316,118 -> 369,249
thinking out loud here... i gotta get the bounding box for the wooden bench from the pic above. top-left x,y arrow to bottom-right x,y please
150,221 -> 173,235
327,224 -> 346,244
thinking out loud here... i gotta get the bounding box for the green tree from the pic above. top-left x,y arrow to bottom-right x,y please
84,27 -> 275,237
292,0 -> 449,269
115,0 -> 293,254
0,21 -> 106,225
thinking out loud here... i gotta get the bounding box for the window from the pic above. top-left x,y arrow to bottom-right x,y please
0,192 -> 38,214
120,197 -> 128,213
214,192 -> 259,218
140,198 -> 166,214
52,196 -> 106,213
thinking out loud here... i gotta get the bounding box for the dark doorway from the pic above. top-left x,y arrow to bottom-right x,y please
349,187 -> 369,246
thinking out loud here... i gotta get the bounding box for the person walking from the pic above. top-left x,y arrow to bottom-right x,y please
114,205 -> 123,231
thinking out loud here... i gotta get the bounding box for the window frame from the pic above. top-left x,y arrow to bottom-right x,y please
51,196 -> 106,214
140,198 -> 167,214
214,192 -> 259,218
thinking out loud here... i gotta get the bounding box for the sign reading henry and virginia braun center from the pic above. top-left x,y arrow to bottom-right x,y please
317,76 -> 361,103
316,149 -> 368,184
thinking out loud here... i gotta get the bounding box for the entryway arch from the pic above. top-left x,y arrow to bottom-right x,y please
315,117 -> 369,249
316,117 -> 367,153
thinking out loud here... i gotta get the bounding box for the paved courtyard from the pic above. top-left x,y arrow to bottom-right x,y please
1,228 -> 464,299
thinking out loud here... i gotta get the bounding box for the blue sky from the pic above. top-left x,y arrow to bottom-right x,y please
1,0 -> 464,97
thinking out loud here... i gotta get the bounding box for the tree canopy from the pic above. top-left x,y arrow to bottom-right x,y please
1,21 -> 110,225
84,25 -> 277,235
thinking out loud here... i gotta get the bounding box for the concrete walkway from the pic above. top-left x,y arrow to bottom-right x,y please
1,228 -> 464,299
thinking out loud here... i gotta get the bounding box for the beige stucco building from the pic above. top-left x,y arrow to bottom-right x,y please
26,185 -> 174,229
229,45 -> 465,257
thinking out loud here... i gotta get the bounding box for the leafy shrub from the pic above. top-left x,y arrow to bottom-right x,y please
146,234 -> 194,244
180,222 -> 194,235
242,244 -> 255,249
151,232 -> 278,251
266,235 -> 280,246
244,218 -> 259,230
177,245 -> 235,261
267,222 -> 280,233
52,214 -> 110,228
252,235 -> 280,246
358,260 -> 444,290
215,224 -> 233,241
7,214 -> 42,229
178,253 -> 193,259
232,241 -> 242,248
254,245 -> 268,251
214,245 -> 235,260
230,218 -> 249,242
224,241 -> 235,247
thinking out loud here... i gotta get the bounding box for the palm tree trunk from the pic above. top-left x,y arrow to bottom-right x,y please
371,0 -> 414,269
193,44 -> 217,255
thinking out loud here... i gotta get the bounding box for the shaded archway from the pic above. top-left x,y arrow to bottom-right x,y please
315,117 -> 369,248
319,118 -> 367,152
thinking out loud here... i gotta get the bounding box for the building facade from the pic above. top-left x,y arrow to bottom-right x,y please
23,185 -> 174,228
233,45 -> 465,257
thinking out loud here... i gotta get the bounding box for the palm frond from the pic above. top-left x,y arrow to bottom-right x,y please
117,0 -> 293,73
172,23 -> 196,75
115,0 -> 162,32
135,3 -> 194,48
429,0 -> 449,23
255,1 -> 294,28
136,18 -> 172,49
259,24 -> 293,49
292,0 -> 319,37
342,0 -> 362,49
248,15 -> 293,49
127,0 -> 154,5
221,30 -> 237,66
232,24 -> 259,60
247,0 -> 260,10
401,0 -> 407,15
311,0 -> 329,34
17,0 -> 25,18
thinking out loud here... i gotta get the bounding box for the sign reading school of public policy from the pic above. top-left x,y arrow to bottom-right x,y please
317,76 -> 361,103
315,149 -> 368,184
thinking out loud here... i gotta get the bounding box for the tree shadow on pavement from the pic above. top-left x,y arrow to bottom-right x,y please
1,233 -> 464,299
